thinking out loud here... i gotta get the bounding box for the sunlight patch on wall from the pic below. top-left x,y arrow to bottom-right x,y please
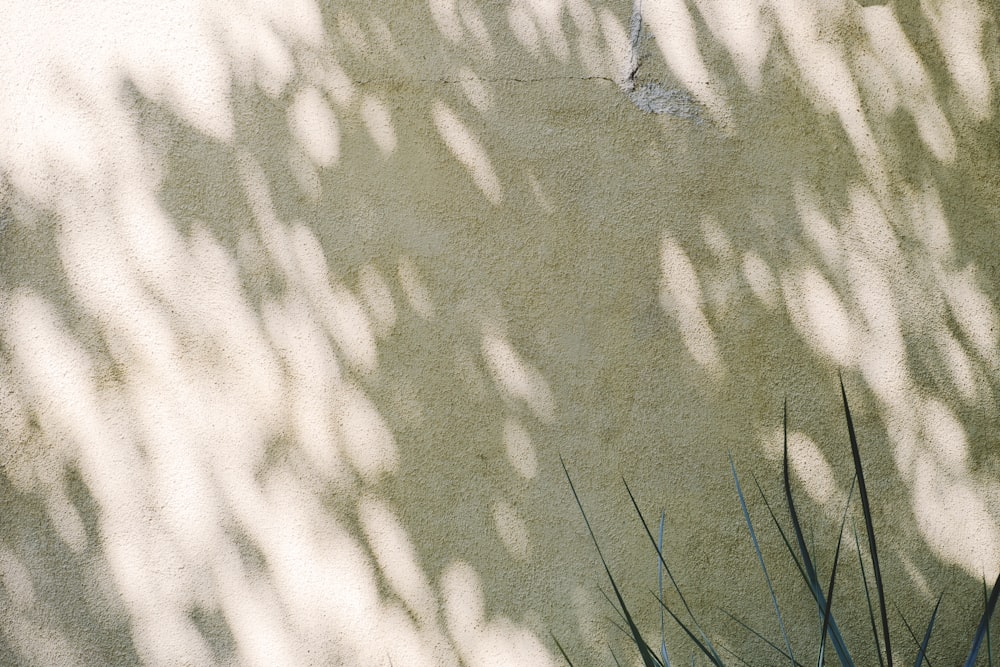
442,561 -> 557,666
859,5 -> 956,163
289,223 -> 378,373
920,0 -> 993,118
357,263 -> 399,336
565,0 -> 603,77
458,0 -> 497,58
782,267 -> 854,367
360,94 -> 397,155
760,428 -> 843,511
598,8 -> 632,84
433,102 -> 503,205
482,332 -> 556,423
939,266 -> 999,367
912,459 -> 1000,580
493,499 -> 531,560
741,251 -> 779,309
507,0 -> 571,62
458,67 -> 493,113
692,0 -> 771,89
847,255 -> 908,401
429,0 -> 466,43
337,382 -> 399,482
504,416 -> 539,479
289,86 -> 340,168
358,496 -> 437,623
398,256 -> 437,319
659,237 -> 723,376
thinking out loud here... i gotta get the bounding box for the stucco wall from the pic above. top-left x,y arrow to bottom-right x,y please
0,0 -> 998,664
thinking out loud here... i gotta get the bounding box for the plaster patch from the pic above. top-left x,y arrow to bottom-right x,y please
617,0 -> 704,120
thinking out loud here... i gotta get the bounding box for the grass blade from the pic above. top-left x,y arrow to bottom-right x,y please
841,377 -> 891,666
552,634 -> 578,667
623,480 -> 724,664
817,477 -> 855,667
854,522 -> 885,667
782,400 -> 854,665
720,609 -> 807,667
561,457 -> 663,667
659,513 -> 672,667
965,570 -> 1000,667
730,453 -> 795,665
987,579 -> 994,667
652,595 -> 724,666
913,593 -> 941,667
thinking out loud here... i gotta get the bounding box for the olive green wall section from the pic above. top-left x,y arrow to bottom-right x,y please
0,1 -> 998,665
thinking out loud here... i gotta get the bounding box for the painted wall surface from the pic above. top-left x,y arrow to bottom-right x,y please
0,1 -> 998,664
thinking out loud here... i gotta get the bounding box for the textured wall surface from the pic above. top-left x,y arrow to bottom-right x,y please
0,1 -> 998,664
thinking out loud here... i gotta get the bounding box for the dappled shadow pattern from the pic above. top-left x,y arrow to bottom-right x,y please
0,0 -> 998,664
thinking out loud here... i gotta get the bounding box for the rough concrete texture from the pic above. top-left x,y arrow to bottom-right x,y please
0,0 -> 998,665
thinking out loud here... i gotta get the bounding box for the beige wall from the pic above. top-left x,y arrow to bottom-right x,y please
0,1 -> 998,664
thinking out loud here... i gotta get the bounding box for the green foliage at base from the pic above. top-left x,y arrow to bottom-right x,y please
559,379 -> 1000,666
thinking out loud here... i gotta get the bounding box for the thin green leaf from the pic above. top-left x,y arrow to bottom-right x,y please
659,513 -> 672,667
783,400 -> 854,665
719,608 -> 807,667
652,595 -> 724,667
914,593 -> 941,667
965,571 -> 1000,667
730,453 -> 795,666
854,522 -> 885,667
552,634 -> 578,667
987,578 -> 994,667
819,478 -> 855,667
841,377 -> 891,667
561,457 -> 663,667
624,479 -> 724,664
751,472 -> 809,584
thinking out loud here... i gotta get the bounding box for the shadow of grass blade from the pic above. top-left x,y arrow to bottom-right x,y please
840,377 -> 891,667
561,457 -> 663,667
783,400 -> 854,665
964,570 -> 1000,667
623,479 -> 723,664
730,453 -> 794,666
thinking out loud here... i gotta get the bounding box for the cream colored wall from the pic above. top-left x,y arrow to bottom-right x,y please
0,1 -> 998,665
